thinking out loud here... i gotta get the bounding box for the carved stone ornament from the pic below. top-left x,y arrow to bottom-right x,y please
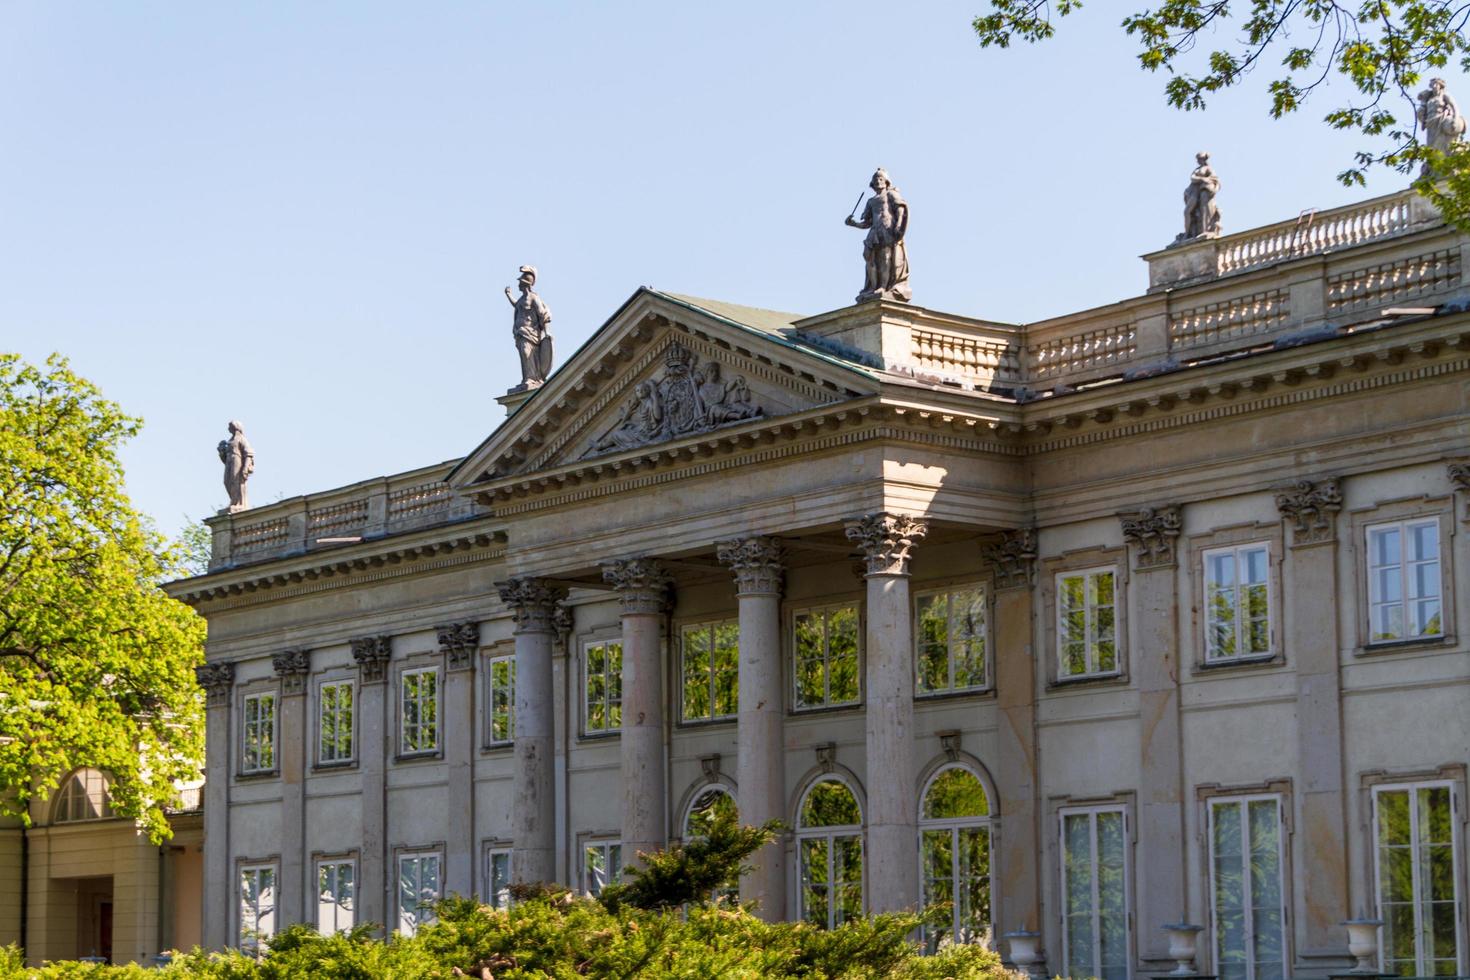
982,528 -> 1038,590
700,753 -> 722,782
195,662 -> 235,707
496,578 -> 570,634
716,536 -> 784,596
600,558 -> 672,615
350,635 -> 393,683
1450,462 -> 1470,521
1120,505 -> 1182,569
845,512 -> 928,576
1275,478 -> 1344,546
272,649 -> 312,695
938,729 -> 962,762
437,620 -> 481,671
815,742 -> 837,773
583,343 -> 763,458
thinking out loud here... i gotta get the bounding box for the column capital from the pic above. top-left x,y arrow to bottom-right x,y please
716,536 -> 784,596
844,512 -> 928,576
982,528 -> 1038,590
195,662 -> 235,707
436,620 -> 481,671
1119,504 -> 1181,569
350,635 -> 392,683
1275,478 -> 1343,546
496,577 -> 569,634
272,649 -> 311,695
600,558 -> 672,615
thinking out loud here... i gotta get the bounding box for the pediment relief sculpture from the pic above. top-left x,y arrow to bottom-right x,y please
583,343 -> 763,457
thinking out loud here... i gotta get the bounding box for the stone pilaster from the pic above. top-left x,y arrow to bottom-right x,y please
194,662 -> 234,949
1119,505 -> 1186,968
495,578 -> 568,885
844,512 -> 927,913
1276,480 -> 1350,960
438,621 -> 480,899
272,649 -> 311,927
600,558 -> 672,868
350,634 -> 392,932
982,530 -> 1043,955
716,536 -> 786,920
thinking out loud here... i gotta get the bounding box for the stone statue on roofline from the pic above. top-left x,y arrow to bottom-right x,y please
1417,78 -> 1466,175
504,265 -> 554,391
218,420 -> 254,513
1174,152 -> 1222,245
845,167 -> 911,303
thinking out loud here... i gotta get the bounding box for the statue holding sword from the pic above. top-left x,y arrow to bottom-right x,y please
844,167 -> 911,303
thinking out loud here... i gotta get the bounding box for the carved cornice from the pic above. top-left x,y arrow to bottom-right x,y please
436,621 -> 481,671
982,528 -> 1038,590
1275,478 -> 1343,546
350,635 -> 393,683
195,662 -> 235,707
716,536 -> 784,597
271,649 -> 311,695
1120,505 -> 1182,569
495,578 -> 570,634
844,512 -> 928,577
600,558 -> 673,615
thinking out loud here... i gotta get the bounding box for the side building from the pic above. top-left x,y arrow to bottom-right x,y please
168,188 -> 1470,980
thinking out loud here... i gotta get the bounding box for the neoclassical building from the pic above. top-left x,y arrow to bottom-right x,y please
169,187 -> 1470,980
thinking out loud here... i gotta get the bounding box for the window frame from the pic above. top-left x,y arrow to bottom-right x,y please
1364,516 -> 1447,647
237,860 -> 279,954
677,618 -> 740,725
316,676 -> 356,768
1349,502 -> 1456,653
484,844 -> 513,910
1369,779 -> 1466,977
52,768 -> 114,824
917,764 -> 994,951
1200,542 -> 1276,665
315,856 -> 357,934
790,601 -> 864,712
397,664 -> 441,758
582,838 -> 624,897
395,848 -> 444,936
1057,803 -> 1133,980
1053,565 -> 1124,683
1205,793 -> 1289,980
240,689 -> 279,776
913,582 -> 992,698
486,651 -> 516,747
581,635 -> 624,737
795,775 -> 866,929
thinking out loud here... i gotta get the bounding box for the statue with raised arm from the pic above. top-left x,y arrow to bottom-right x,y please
1177,152 -> 1222,243
504,265 -> 553,391
217,420 -> 254,513
845,168 -> 911,303
1417,78 -> 1466,174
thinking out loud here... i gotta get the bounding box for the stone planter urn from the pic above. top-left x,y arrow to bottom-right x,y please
1163,923 -> 1204,975
1004,930 -> 1042,977
1343,919 -> 1383,974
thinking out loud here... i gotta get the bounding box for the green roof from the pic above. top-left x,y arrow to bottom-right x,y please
661,292 -> 807,337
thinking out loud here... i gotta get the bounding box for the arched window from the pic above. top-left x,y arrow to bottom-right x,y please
684,786 -> 738,902
919,765 -> 992,951
797,777 -> 863,929
53,769 -> 113,823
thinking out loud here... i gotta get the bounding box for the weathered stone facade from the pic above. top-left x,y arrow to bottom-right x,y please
169,187 -> 1470,978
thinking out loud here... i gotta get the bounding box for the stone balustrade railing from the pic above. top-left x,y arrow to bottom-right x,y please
205,460 -> 483,571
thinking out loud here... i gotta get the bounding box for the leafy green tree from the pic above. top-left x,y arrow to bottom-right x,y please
0,353 -> 205,843
972,0 -> 1470,224
176,518 -> 214,578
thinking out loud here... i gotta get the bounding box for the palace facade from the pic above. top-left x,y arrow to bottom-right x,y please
168,188 -> 1470,979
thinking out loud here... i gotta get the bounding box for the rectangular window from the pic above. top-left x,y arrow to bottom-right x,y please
316,860 -> 355,934
238,863 -> 278,954
915,584 -> 988,694
242,693 -> 277,773
1209,796 -> 1286,980
488,655 -> 515,744
487,848 -> 513,910
400,667 -> 439,755
793,603 -> 861,709
1204,545 -> 1272,662
396,852 -> 442,935
1373,782 -> 1463,977
318,681 -> 354,764
1367,520 -> 1443,643
584,640 -> 623,734
584,841 -> 623,897
1061,806 -> 1129,980
681,620 -> 739,722
1057,568 -> 1119,680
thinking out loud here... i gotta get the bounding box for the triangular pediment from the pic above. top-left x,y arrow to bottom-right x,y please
448,289 -> 880,488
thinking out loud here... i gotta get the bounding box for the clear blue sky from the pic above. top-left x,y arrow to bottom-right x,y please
3,2 -> 1455,533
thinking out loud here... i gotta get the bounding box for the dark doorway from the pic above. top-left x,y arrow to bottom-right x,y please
98,901 -> 113,963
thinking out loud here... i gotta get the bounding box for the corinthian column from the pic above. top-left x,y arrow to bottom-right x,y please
716,536 -> 786,920
495,578 -> 568,885
600,558 -> 672,868
272,649 -> 311,927
844,512 -> 927,914
195,662 -> 234,949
